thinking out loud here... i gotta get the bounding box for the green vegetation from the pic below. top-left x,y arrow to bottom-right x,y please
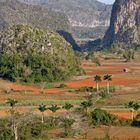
125,101 -> 140,120
0,0 -> 69,31
38,104 -> 47,123
58,84 -> 68,89
104,75 -> 112,94
91,108 -> 117,126
94,75 -> 102,92
123,49 -> 135,62
85,52 -> 101,66
0,24 -> 82,83
77,86 -> 116,93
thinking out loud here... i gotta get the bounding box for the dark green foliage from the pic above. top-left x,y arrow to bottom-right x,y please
80,100 -> 93,113
77,86 -> 116,93
104,75 -> 112,81
123,49 -> 135,62
48,105 -> 60,113
58,84 -> 68,89
126,101 -> 140,111
91,108 -> 117,126
0,24 -> 82,83
94,75 -> 102,83
38,104 -> 47,113
6,99 -> 18,108
0,119 -> 13,140
62,103 -> 73,111
60,117 -> 75,137
132,113 -> 140,127
31,124 -> 42,138
18,121 -> 43,139
77,87 -> 97,92
99,91 -> 108,99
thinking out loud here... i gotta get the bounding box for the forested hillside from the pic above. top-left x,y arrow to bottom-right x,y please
0,24 -> 82,82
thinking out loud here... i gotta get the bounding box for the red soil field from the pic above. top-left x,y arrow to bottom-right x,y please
66,78 -> 140,88
9,83 -> 63,94
111,112 -> 134,120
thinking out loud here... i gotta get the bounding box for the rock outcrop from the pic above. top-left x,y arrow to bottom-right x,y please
103,0 -> 140,46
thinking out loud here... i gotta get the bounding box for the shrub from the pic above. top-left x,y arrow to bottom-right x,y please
91,108 -> 117,126
58,84 -> 68,89
99,91 -> 108,99
131,113 -> 140,127
123,49 -> 135,62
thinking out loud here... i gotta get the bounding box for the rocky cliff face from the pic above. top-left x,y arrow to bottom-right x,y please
103,0 -> 140,46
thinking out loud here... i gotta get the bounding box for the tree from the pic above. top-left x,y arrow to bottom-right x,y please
91,108 -> 117,126
60,117 -> 75,137
6,99 -> 18,140
62,103 -> 73,113
48,105 -> 60,127
94,75 -> 101,92
104,74 -> 112,94
126,101 -> 140,120
38,104 -> 47,124
80,100 -> 93,114
6,99 -> 18,109
48,105 -> 60,113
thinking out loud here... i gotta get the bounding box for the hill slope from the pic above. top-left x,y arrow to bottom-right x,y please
0,24 -> 82,82
103,0 -> 140,47
0,0 -> 69,31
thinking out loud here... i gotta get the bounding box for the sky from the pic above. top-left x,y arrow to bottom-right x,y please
97,0 -> 115,4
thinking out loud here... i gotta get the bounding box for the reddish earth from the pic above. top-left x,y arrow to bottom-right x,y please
0,107 -> 67,117
1,61 -> 139,94
0,60 -> 140,120
66,78 -> 140,88
9,83 -> 63,94
111,112 -> 134,120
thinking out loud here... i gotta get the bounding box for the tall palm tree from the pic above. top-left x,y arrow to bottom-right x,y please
94,75 -> 101,92
62,103 -> 73,116
126,101 -> 140,120
48,105 -> 60,127
38,104 -> 47,123
126,101 -> 134,120
6,99 -> 18,140
133,103 -> 140,118
62,103 -> 73,112
80,100 -> 93,114
104,74 -> 112,94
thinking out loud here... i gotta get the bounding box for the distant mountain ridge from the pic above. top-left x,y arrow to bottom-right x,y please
19,0 -> 112,28
0,0 -> 69,31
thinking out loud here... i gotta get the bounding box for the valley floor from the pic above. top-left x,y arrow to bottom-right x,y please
0,52 -> 140,139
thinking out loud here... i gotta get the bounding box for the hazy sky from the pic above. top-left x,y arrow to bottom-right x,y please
97,0 -> 115,4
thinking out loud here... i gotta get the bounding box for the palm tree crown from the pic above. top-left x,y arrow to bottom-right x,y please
48,105 -> 60,113
104,74 -> 112,81
62,103 -> 73,111
94,75 -> 101,83
6,99 -> 18,108
38,104 -> 47,113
